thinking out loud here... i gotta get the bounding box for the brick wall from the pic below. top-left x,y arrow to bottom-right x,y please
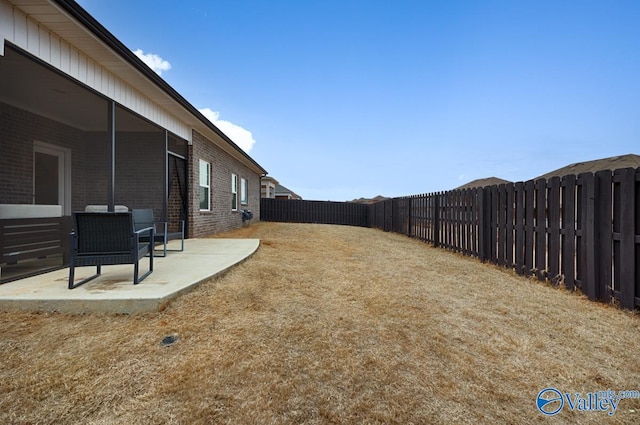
114,130 -> 165,215
0,102 -> 167,214
1,102 -> 263,238
167,156 -> 186,234
0,102 -> 87,206
188,130 -> 262,237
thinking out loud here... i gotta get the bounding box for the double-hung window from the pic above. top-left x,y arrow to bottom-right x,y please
240,178 -> 248,205
231,174 -> 238,211
199,160 -> 210,211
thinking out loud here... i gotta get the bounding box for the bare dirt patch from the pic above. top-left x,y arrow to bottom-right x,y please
1,222 -> 639,424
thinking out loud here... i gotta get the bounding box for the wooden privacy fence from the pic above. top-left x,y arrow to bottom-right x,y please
369,167 -> 640,310
261,198 -> 369,227
260,167 -> 639,310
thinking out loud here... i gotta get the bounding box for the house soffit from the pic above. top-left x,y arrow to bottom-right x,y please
7,0 -> 202,128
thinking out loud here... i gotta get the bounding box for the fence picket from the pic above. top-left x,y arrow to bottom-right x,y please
562,175 -> 576,291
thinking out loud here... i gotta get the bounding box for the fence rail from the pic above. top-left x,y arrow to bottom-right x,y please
261,166 -> 640,310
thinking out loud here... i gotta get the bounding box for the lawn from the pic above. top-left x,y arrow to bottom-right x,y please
1,222 -> 639,424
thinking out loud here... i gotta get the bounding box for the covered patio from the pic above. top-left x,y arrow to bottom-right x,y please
0,43 -> 189,283
0,238 -> 259,314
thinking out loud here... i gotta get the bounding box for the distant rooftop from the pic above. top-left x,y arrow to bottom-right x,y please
456,177 -> 512,190
535,154 -> 640,180
350,195 -> 390,204
275,184 -> 302,200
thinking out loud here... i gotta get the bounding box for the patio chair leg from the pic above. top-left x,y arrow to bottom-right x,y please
133,261 -> 139,284
134,239 -> 154,284
68,264 -> 102,289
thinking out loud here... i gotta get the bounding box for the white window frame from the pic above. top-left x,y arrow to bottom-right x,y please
231,174 -> 238,211
240,178 -> 248,205
199,160 -> 210,211
33,141 -> 72,215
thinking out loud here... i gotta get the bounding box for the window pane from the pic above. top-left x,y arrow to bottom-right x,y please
241,178 -> 248,204
199,161 -> 209,186
200,187 -> 209,210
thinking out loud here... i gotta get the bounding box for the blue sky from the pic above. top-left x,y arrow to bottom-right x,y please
77,0 -> 640,201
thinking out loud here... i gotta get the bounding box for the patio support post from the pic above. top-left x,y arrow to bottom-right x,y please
107,101 -> 116,212
163,130 -> 169,222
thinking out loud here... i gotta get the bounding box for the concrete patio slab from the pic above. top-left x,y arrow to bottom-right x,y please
0,238 -> 259,314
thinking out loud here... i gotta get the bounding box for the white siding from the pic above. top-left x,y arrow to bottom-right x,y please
0,0 -> 191,141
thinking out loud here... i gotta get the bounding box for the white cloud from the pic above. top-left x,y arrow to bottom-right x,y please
133,49 -> 171,76
199,108 -> 256,153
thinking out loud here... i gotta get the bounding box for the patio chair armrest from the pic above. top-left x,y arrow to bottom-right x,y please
155,221 -> 168,234
134,226 -> 154,238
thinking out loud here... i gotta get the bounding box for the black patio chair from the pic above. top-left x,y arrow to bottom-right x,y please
68,212 -> 154,289
132,209 -> 185,257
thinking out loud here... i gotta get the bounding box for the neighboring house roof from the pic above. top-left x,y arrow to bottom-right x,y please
261,176 -> 279,185
535,154 -> 640,180
456,177 -> 512,190
10,0 -> 267,176
351,195 -> 390,204
275,184 -> 302,200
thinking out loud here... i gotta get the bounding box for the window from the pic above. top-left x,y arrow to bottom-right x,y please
240,178 -> 248,205
231,174 -> 238,211
199,160 -> 210,211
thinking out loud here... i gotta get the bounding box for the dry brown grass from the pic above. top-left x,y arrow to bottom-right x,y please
1,222 -> 639,424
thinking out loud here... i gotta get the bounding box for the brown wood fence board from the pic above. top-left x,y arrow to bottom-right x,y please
524,180 -> 535,276
614,168 -> 636,309
477,188 -> 487,262
453,191 -> 458,250
575,176 -> 584,291
562,174 -> 577,291
470,188 -> 478,256
535,178 -> 547,280
506,184 -> 515,268
443,192 -> 450,249
464,189 -> 474,256
514,182 -> 525,275
581,172 -> 597,301
458,191 -> 464,253
596,170 -> 613,303
498,184 -> 507,266
548,177 -> 561,283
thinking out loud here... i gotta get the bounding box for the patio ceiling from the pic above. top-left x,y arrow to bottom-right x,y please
7,0 -> 189,115
0,45 -> 159,132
